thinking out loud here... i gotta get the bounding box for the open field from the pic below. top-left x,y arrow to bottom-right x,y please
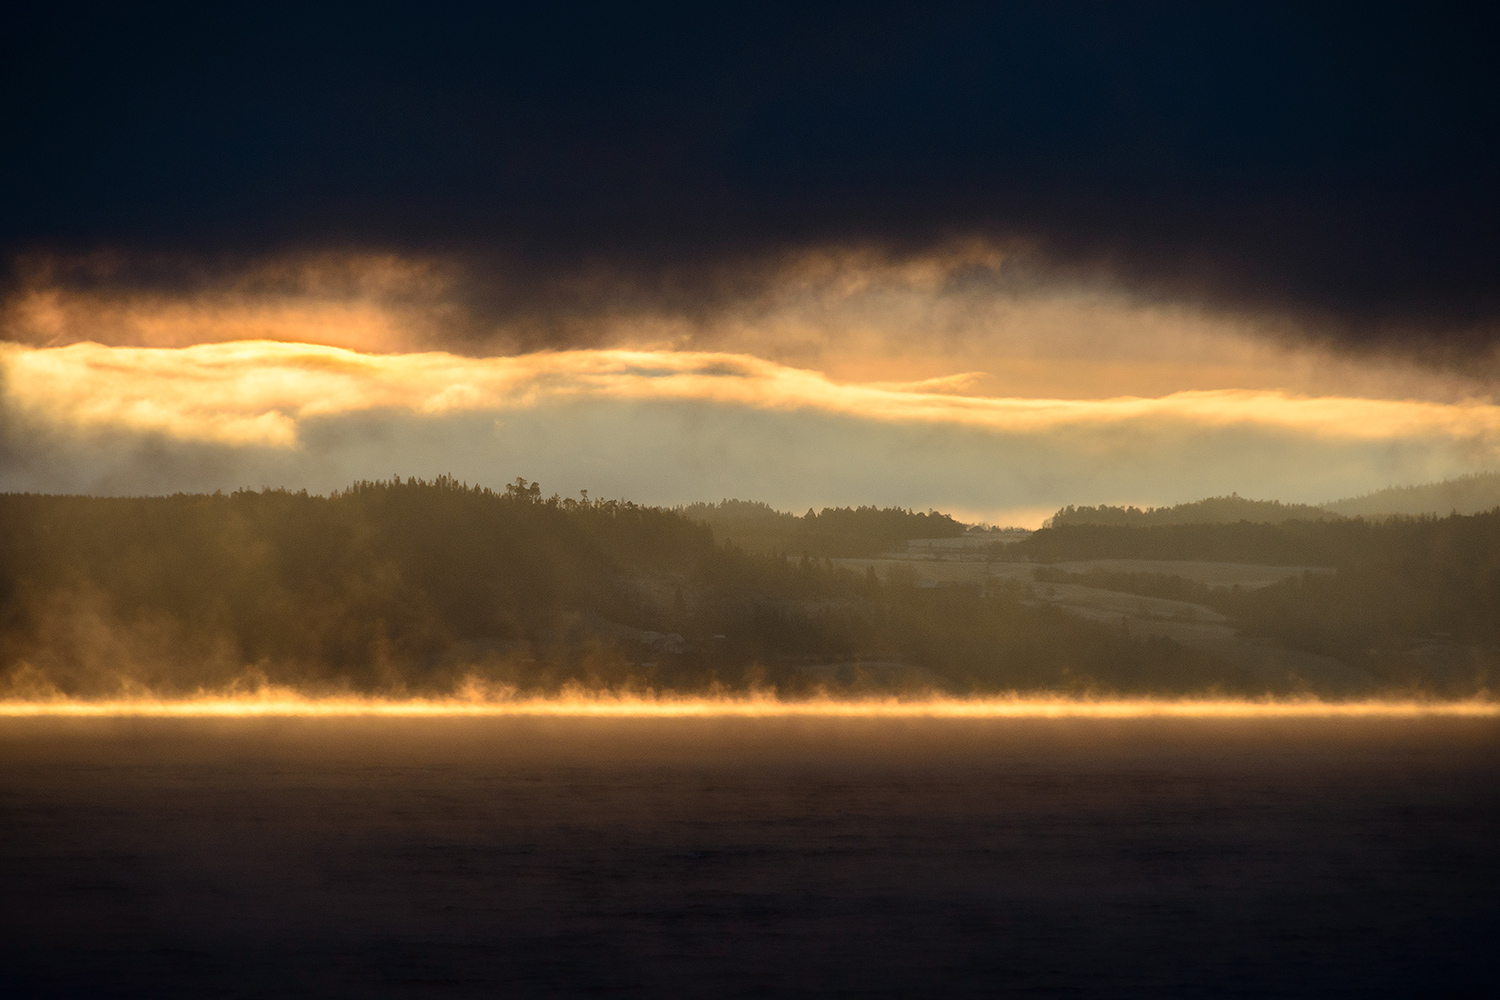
840,557 -> 1331,589
905,534 -> 1028,554
1035,559 -> 1333,588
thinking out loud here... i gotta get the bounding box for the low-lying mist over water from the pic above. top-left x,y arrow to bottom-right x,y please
4,475 -> 1498,705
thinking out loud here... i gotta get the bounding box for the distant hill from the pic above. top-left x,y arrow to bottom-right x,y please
0,480 -> 1229,697
1047,494 -> 1338,528
1323,472 -> 1500,517
680,500 -> 965,557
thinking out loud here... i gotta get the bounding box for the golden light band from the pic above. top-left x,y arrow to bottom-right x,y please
1,695 -> 1494,719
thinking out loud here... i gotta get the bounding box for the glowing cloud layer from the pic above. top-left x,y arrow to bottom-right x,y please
9,248 -> 1496,403
8,341 -> 1500,448
4,341 -> 1499,518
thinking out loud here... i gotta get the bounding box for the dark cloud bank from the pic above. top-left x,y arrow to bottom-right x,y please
4,3 -> 1500,354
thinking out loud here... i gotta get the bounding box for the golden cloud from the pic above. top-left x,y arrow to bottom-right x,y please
5,340 -> 1500,451
7,246 -> 1496,405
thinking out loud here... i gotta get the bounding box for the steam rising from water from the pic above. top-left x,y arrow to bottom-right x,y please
1,691 -> 1493,718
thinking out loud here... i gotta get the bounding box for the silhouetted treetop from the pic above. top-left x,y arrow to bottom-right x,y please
1047,495 -> 1339,528
680,500 -> 965,557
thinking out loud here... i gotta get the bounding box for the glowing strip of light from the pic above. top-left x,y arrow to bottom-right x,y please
0,696 -> 1494,719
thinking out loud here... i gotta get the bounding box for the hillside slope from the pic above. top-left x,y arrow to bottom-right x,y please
0,478 -> 1226,698
1324,472 -> 1500,517
1048,495 -> 1337,527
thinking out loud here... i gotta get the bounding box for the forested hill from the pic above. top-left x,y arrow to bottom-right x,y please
0,478 -> 1225,698
1323,472 -> 1500,517
994,512 -> 1500,697
7,480 -> 1496,700
0,477 -> 716,692
679,500 -> 965,556
1047,495 -> 1337,527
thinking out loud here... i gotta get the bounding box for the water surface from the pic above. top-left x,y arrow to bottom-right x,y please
2,715 -> 1495,997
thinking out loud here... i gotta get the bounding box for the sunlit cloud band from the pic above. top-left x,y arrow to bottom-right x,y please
7,341 -> 1500,449
4,341 -> 1499,518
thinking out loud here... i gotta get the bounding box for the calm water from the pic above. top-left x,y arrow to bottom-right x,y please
1,715 -> 1496,997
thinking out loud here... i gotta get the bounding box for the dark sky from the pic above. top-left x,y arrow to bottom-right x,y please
5,2 -> 1499,351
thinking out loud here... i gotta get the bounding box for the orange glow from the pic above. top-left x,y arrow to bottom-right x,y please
0,693 -> 1493,719
5,340 -> 1499,450
2,252 -> 452,353
10,246 -> 1496,407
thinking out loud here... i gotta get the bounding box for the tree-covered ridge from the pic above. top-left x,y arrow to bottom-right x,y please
1017,511 -> 1500,693
1047,494 -> 1338,528
1,478 -> 1225,698
5,479 -> 1497,700
678,499 -> 966,557
1323,471 -> 1500,517
0,477 -> 714,693
1221,512 -> 1500,669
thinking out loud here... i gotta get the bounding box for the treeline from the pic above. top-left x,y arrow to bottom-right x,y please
1047,495 -> 1337,528
1,477 -> 1250,698
1224,511 -> 1500,663
0,477 -> 713,693
8,480 -> 1494,699
1025,511 -> 1500,692
1009,511 -> 1500,576
1324,471 -> 1500,517
679,499 -> 965,557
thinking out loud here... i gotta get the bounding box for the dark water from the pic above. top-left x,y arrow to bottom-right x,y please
1,715 -> 1496,998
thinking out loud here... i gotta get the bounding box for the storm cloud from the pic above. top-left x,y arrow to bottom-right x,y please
5,4 -> 1500,358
